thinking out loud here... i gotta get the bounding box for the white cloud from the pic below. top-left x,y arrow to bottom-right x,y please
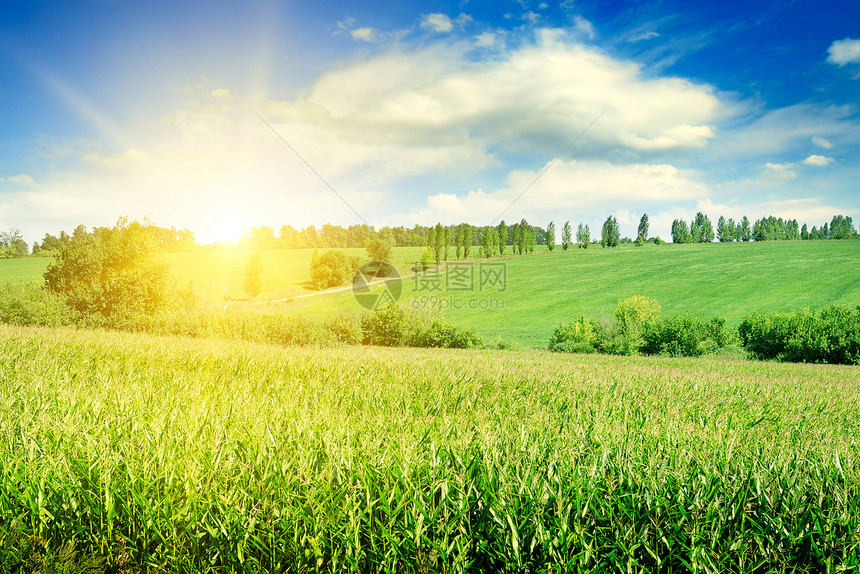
420,13 -> 453,33
827,38 -> 860,66
572,16 -> 596,39
211,88 -> 233,100
763,162 -> 797,178
538,3 -> 549,9
5,174 -> 36,186
1,29 -> 770,244
474,31 -> 501,48
802,154 -> 833,167
350,27 -> 381,42
709,104 -> 858,160
812,135 -> 833,149
270,31 -> 725,165
630,31 -> 660,42
523,12 -> 541,25
405,159 -> 710,228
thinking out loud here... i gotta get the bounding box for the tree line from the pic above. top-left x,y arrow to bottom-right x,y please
0,223 -> 196,259
670,213 -> 857,244
2,212 -> 854,261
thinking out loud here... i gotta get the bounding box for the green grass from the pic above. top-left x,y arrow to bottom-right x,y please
5,241 -> 860,348
0,248 -> 425,299
0,257 -> 50,283
168,247 -> 425,300
1,324 -> 859,572
263,241 -> 860,347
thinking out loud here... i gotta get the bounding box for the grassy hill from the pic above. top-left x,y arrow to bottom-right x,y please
3,241 -> 859,348
1,324 -> 858,571
263,241 -> 860,347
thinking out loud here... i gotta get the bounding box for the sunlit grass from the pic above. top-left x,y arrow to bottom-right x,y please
1,324 -> 858,571
272,240 -> 860,346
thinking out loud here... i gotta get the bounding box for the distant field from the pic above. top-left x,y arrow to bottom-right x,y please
1,325 -> 858,571
3,241 -> 859,348
0,257 -> 50,282
264,241 -> 860,347
0,247 -> 426,298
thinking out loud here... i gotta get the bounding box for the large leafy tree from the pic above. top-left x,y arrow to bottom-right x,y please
497,221 -> 507,255
671,219 -> 692,244
309,250 -> 363,289
44,218 -> 174,318
0,228 -> 29,259
690,212 -> 714,243
830,215 -> 856,239
366,238 -> 392,263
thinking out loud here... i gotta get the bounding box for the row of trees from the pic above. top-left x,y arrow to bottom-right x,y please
422,215 -> 629,263
0,229 -> 28,259
0,224 -> 197,259
673,213 -> 856,244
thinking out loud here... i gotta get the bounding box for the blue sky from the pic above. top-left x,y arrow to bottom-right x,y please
1,0 -> 858,244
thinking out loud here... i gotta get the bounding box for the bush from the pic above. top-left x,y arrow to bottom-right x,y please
642,315 -> 733,357
548,317 -> 605,351
325,310 -> 364,345
610,295 -> 661,354
361,306 -> 411,346
0,283 -> 77,327
739,307 -> 860,364
413,319 -> 483,349
309,250 -> 363,289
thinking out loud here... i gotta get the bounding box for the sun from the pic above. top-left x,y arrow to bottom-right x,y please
194,207 -> 252,245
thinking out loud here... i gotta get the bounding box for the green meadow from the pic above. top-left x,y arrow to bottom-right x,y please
1,324 -> 858,571
4,241 -> 859,348
259,241 -> 860,347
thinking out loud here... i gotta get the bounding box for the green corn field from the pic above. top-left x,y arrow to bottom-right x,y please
1,324 -> 859,572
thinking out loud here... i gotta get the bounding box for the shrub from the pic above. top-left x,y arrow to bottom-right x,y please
642,315 -> 733,357
611,295 -> 661,354
0,283 -> 77,327
309,250 -> 363,290
361,306 -> 411,346
739,307 -> 860,364
325,310 -> 364,345
548,317 -> 605,352
738,312 -> 804,361
413,319 -> 483,349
